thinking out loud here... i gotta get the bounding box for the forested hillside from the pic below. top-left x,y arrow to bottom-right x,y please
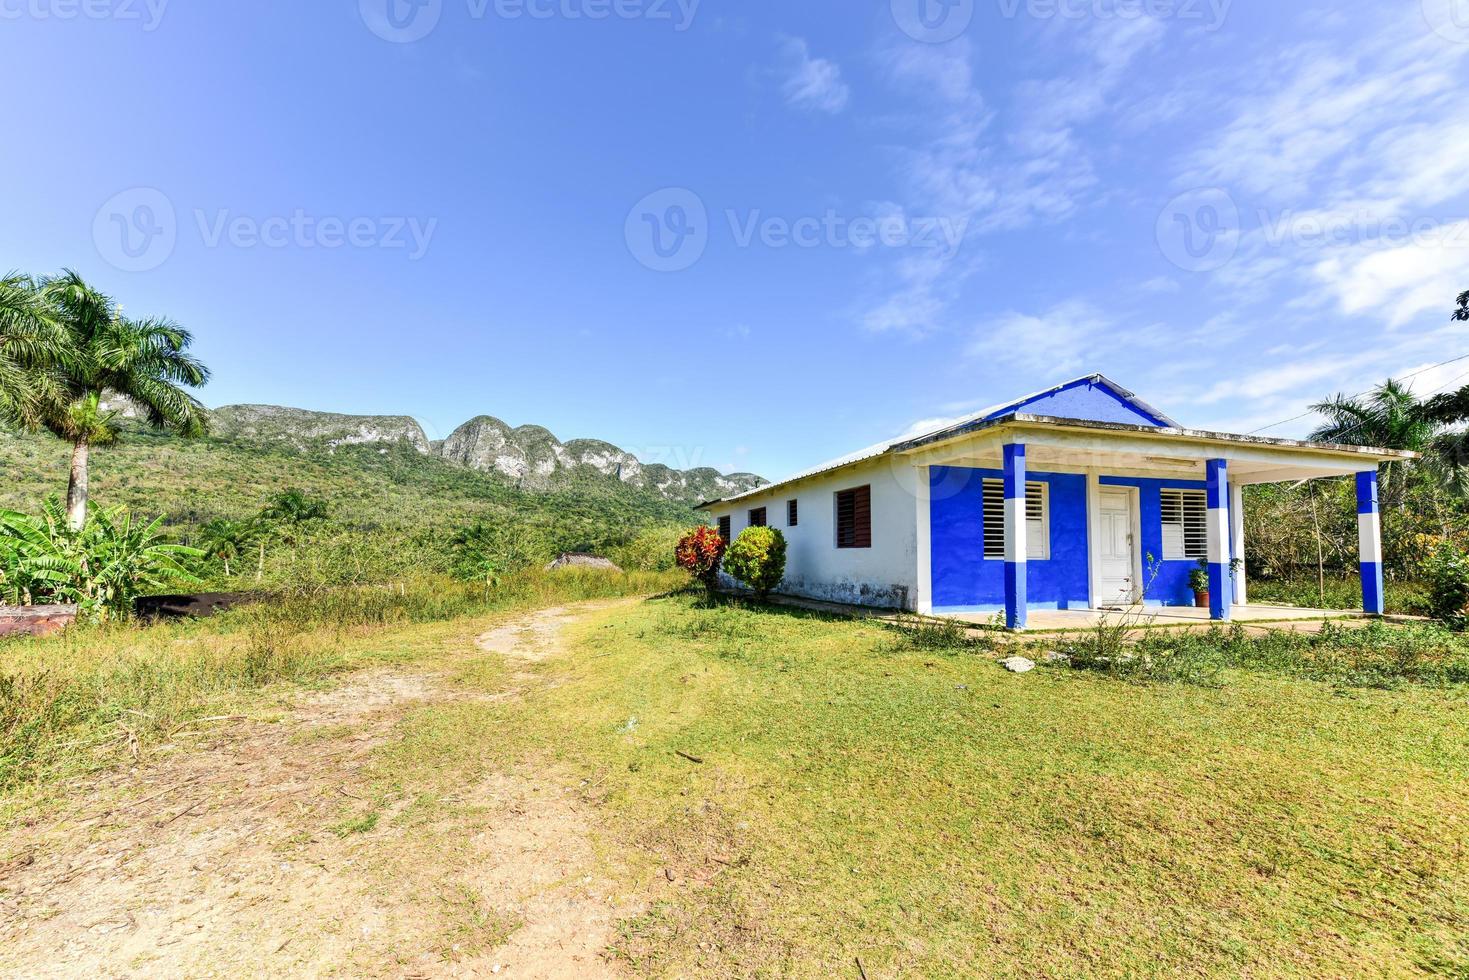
0,422 -> 714,586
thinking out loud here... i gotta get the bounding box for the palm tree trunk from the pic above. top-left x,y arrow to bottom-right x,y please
66,438 -> 89,530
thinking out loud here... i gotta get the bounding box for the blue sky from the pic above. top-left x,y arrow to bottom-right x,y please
3,0 -> 1467,480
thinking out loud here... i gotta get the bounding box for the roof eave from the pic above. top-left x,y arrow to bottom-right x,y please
898,413 -> 1419,461
696,414 -> 1415,509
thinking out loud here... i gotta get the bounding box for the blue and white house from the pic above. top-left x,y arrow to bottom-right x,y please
699,376 -> 1409,629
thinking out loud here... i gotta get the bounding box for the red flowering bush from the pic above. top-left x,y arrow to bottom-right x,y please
675,525 -> 726,595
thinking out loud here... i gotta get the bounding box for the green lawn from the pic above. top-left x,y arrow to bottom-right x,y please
9,588 -> 1466,976
385,595 -> 1469,977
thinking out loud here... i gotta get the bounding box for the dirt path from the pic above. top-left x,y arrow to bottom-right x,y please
0,601 -> 638,979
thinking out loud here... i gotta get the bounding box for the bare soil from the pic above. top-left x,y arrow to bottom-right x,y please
0,602 -> 639,978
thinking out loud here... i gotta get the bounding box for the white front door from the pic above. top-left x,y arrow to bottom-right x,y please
1097,489 -> 1137,608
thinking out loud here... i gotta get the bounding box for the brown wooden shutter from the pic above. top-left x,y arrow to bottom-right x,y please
787,499 -> 798,527
836,485 -> 871,549
749,507 -> 767,528
718,516 -> 731,543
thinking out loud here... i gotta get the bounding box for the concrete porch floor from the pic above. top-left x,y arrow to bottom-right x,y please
942,603 -> 1383,635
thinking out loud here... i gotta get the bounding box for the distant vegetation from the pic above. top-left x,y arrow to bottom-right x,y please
0,270 -> 709,614
1245,351 -> 1469,619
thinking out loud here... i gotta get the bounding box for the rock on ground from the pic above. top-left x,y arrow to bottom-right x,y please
998,656 -> 1037,674
546,553 -> 623,572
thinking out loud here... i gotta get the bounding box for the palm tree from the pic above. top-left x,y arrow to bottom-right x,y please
38,271 -> 210,529
1310,379 -> 1469,504
0,272 -> 67,428
197,518 -> 258,578
1453,290 -> 1468,322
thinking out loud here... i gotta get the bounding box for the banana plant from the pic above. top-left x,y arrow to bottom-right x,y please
0,500 -> 202,619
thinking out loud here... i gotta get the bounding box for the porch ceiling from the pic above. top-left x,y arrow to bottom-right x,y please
899,416 -> 1407,485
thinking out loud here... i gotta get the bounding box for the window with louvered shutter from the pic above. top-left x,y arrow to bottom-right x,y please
835,486 -> 871,549
749,507 -> 767,528
718,516 -> 731,543
982,479 -> 1048,560
787,500 -> 798,527
1160,489 -> 1207,560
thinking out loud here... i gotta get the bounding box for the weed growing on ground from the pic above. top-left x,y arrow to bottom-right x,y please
888,615 -> 992,654
1056,619 -> 1469,689
0,568 -> 681,791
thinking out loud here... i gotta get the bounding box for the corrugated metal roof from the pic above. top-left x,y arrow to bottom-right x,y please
696,375 -> 1410,510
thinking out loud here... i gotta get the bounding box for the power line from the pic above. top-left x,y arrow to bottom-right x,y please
1247,352 -> 1469,436
1272,362 -> 1469,452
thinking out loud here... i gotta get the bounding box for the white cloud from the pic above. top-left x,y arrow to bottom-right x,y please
1139,276 -> 1180,295
964,301 -> 1117,375
861,19 -> 1164,336
778,36 -> 849,114
1180,29 -> 1469,204
1311,221 -> 1469,328
1165,12 -> 1469,334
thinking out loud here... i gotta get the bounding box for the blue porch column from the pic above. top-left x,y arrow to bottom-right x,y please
1003,443 -> 1027,630
1205,459 -> 1232,621
1357,471 -> 1385,616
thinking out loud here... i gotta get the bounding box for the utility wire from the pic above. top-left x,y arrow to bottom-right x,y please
1279,364 -> 1469,455
1247,352 -> 1469,436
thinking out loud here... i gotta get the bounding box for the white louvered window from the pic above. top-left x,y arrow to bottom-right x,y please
982,480 -> 1048,560
1160,489 -> 1207,560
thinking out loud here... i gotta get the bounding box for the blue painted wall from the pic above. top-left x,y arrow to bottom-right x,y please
987,378 -> 1169,428
929,468 -> 1214,610
1098,476 -> 1209,607
930,466 -> 1090,611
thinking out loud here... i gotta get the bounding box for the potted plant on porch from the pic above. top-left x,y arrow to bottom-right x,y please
1189,559 -> 1211,608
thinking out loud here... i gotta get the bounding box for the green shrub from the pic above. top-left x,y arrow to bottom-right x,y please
606,525 -> 684,572
1422,543 -> 1469,629
445,519 -> 552,581
722,526 -> 787,599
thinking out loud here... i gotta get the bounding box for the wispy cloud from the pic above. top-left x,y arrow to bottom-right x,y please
861,18 -> 1165,337
1174,14 -> 1469,328
965,300 -> 1151,376
778,36 -> 849,114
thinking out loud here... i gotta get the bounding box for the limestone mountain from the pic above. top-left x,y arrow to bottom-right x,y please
210,405 -> 433,454
206,404 -> 764,504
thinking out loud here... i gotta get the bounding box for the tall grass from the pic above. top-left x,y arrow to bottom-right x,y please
1056,619 -> 1469,689
0,569 -> 682,792
1248,574 -> 1430,616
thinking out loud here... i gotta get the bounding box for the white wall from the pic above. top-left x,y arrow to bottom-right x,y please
708,458 -> 921,610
